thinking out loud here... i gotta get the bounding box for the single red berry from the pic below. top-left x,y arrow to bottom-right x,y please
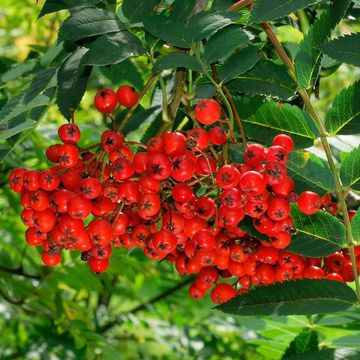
89,258 -> 109,273
324,252 -> 345,273
58,123 -> 81,144
194,99 -> 221,125
270,231 -> 291,249
94,88 -> 117,113
267,197 -> 290,221
39,170 -> 60,191
210,283 -> 235,304
116,85 -> 139,107
170,156 -> 196,182
29,189 -> 50,211
9,168 -> 27,194
67,195 -> 92,219
172,184 -> 193,203
23,170 -> 40,191
101,130 -> 123,152
216,165 -> 240,189
297,191 -> 321,215
33,208 -> 57,233
221,188 -> 245,209
153,229 -> 177,254
239,171 -> 266,195
272,134 -> 294,154
138,193 -> 161,219
58,144 -> 79,168
25,227 -> 46,246
162,131 -> 186,157
195,196 -> 215,220
325,273 -> 344,282
244,144 -> 266,168
256,245 -> 279,264
187,128 -> 209,150
41,252 -> 61,267
189,283 -> 206,300
79,177 -> 102,200
196,156 -> 217,176
266,145 -> 288,163
264,161 -> 286,185
111,157 -> 135,181
146,136 -> 164,153
209,127 -> 227,145
146,153 -> 171,180
88,219 -> 113,247
46,144 -> 61,163
271,176 -> 294,198
255,264 -> 276,285
61,168 -> 81,191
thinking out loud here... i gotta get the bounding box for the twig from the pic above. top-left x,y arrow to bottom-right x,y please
227,0 -> 253,12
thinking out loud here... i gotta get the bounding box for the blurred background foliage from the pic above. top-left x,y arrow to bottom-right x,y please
0,1 -> 360,359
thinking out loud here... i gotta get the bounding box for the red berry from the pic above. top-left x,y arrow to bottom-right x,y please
58,123 -> 81,144
239,171 -> 266,195
297,191 -> 321,215
210,283 -> 235,304
189,283 -> 205,300
244,144 -> 266,168
46,144 -> 61,163
58,144 -> 79,168
187,128 -> 209,150
267,197 -> 290,221
172,184 -> 193,203
9,168 -> 27,194
79,177 -> 102,200
216,165 -> 240,189
94,88 -> 117,113
303,266 -> 325,279
272,134 -> 294,154
88,219 -> 113,247
41,252 -> 61,267
89,258 -> 109,273
67,195 -> 92,219
209,127 -> 227,145
116,85 -> 139,107
146,153 -> 171,180
101,130 -> 123,152
195,99 -> 221,125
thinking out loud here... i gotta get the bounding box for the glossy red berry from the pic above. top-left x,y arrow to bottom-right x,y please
297,191 -> 321,215
101,130 -> 123,152
58,123 -> 81,144
194,99 -> 221,125
272,134 -> 294,154
41,252 -> 61,267
244,144 -> 266,168
89,258 -> 109,273
94,88 -> 117,113
209,127 -> 227,145
116,85 -> 139,107
210,283 -> 235,304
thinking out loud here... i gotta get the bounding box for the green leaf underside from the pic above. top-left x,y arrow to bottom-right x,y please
325,80 -> 360,135
153,54 -> 202,72
352,208 -> 360,244
228,59 -> 297,99
219,45 -> 261,83
282,328 -> 319,359
58,7 -> 125,42
285,348 -> 360,360
56,48 -> 91,119
83,32 -> 144,66
24,67 -> 57,104
122,0 -> 158,23
294,0 -> 352,88
287,151 -> 335,195
38,0 -> 100,18
340,146 -> 360,191
203,26 -> 253,64
216,279 -> 357,316
233,97 -> 316,149
288,204 -> 345,257
322,33 -> 360,67
251,0 -> 325,23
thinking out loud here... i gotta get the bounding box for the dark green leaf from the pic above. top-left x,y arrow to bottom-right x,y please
295,0 -> 352,89
0,144 -> 11,162
282,329 -> 319,359
251,0 -> 325,23
322,33 -> 360,67
287,204 -> 345,257
325,80 -> 360,135
340,146 -> 360,191
203,25 -> 253,65
38,0 -> 100,17
56,49 -> 92,119
227,59 -> 297,99
83,32 -> 144,66
153,54 -> 201,72
24,67 -> 57,104
217,279 -> 357,316
140,117 -> 163,143
59,7 -> 125,42
188,11 -> 240,41
143,15 -> 192,49
352,209 -> 360,244
238,216 -> 269,242
122,0 -> 158,23
287,151 -> 336,196
219,45 -> 261,83
122,106 -> 161,136
233,97 -> 317,149
285,348 -> 360,360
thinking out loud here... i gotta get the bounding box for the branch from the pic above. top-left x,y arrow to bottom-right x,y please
0,265 -> 41,280
227,0 -> 253,12
0,288 -> 25,305
100,277 -> 193,332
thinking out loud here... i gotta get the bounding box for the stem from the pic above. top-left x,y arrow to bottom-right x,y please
227,0 -> 253,12
158,74 -> 171,122
118,73 -> 158,132
262,22 -> 360,301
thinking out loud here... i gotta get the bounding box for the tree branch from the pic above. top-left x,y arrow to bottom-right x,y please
0,265 -> 41,280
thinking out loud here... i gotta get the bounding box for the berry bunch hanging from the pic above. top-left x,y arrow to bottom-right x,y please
8,88 -> 359,304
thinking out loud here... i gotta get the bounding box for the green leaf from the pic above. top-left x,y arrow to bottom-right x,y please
217,279 -> 357,316
83,32 -> 144,66
238,217 -> 269,242
352,209 -> 360,244
322,33 -> 360,67
251,0 -> 325,23
0,59 -> 38,84
59,7 -> 125,42
233,97 -> 317,149
0,144 -> 11,162
285,348 -> 360,360
143,15 -> 192,49
56,49 -> 92,119
153,54 -> 201,72
122,0 -> 158,23
287,151 -> 336,196
325,80 -> 360,135
219,45 -> 261,83
188,11 -> 240,41
295,0 -> 352,89
122,106 -> 161,136
0,120 -> 36,140
24,67 -> 57,104
282,329 -> 319,359
340,146 -> 360,191
38,0 -> 100,17
287,204 -> 345,257
203,25 -> 253,65
227,59 -> 297,99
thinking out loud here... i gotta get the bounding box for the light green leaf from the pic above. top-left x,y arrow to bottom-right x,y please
217,279 -> 357,316
83,32 -> 144,66
322,33 -> 360,67
286,348 -> 360,359
0,59 -> 38,84
351,208 -> 360,245
282,328 -> 319,359
340,146 -> 360,191
295,0 -> 352,89
288,204 -> 345,257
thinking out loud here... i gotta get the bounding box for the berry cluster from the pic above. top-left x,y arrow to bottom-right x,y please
8,96 -> 358,304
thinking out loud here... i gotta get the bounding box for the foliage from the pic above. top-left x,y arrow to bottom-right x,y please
0,0 -> 360,359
